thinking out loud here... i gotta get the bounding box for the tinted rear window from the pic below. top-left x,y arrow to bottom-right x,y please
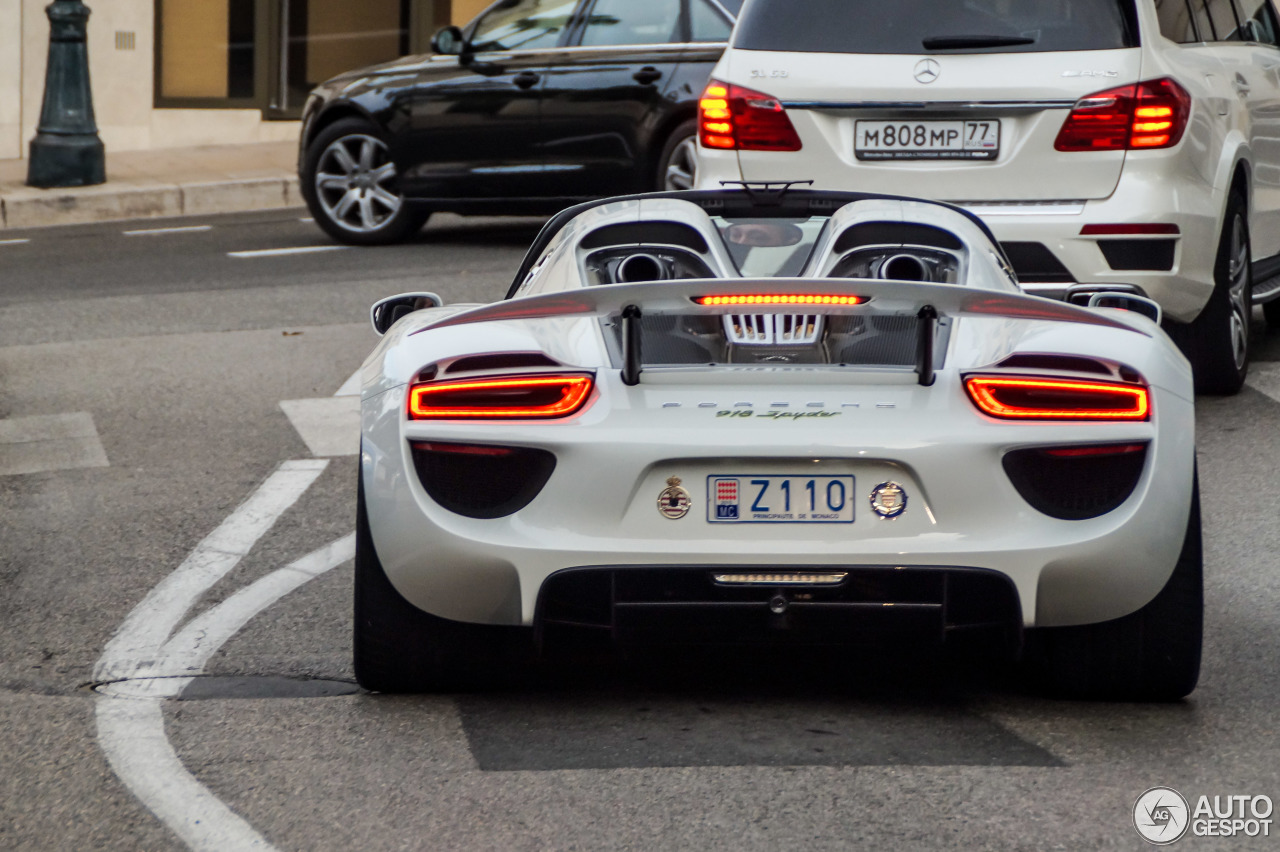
735,0 -> 1137,54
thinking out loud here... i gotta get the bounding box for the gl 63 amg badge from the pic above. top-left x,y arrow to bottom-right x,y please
658,476 -> 692,519
869,481 -> 908,519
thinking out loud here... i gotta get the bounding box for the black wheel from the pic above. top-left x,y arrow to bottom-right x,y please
1168,191 -> 1251,395
1031,476 -> 1203,701
656,119 -> 699,191
301,118 -> 429,246
353,467 -> 533,693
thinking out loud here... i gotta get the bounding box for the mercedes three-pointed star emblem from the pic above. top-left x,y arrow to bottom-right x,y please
914,58 -> 941,84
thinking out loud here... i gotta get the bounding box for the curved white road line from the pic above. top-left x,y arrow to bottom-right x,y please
95,459 -> 356,852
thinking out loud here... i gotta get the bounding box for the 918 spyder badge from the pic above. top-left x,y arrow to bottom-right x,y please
869,481 -> 908,519
658,476 -> 691,519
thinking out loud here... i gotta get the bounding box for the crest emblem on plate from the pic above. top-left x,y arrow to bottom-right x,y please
869,481 -> 908,519
658,476 -> 691,519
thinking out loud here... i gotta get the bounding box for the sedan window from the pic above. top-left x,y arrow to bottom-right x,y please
1156,0 -> 1202,42
470,0 -> 579,52
1234,0 -> 1280,43
691,0 -> 736,42
578,0 -> 683,46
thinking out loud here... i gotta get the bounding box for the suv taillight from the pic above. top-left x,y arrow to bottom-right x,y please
1054,78 -> 1191,152
699,80 -> 802,152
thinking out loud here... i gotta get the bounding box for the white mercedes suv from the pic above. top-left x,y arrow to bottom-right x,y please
696,0 -> 1280,393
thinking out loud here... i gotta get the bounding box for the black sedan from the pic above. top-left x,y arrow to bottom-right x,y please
298,0 -> 739,245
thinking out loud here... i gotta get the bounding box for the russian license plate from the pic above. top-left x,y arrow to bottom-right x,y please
707,475 -> 855,523
855,120 -> 1000,160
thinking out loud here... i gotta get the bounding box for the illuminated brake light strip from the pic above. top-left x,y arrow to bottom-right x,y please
408,375 -> 593,420
965,376 -> 1150,421
694,294 -> 865,306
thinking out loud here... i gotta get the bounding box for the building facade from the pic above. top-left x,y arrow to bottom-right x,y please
0,0 -> 491,160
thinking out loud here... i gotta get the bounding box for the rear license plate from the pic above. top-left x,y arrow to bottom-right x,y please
707,475 -> 855,523
855,120 -> 1000,160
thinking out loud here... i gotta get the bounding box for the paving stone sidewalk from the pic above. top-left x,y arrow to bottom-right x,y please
0,141 -> 301,229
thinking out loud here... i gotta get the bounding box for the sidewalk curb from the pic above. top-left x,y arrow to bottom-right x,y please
0,176 -> 302,229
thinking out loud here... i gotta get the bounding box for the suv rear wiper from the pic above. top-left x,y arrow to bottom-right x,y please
922,34 -> 1036,49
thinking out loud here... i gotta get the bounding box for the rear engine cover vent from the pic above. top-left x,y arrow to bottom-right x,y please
410,441 -> 555,519
725,314 -> 822,345
1003,443 -> 1148,520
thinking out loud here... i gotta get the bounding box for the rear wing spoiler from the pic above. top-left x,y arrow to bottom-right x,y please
415,279 -> 1148,387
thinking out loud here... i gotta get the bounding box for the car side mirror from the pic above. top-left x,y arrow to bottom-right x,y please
371,292 -> 443,336
432,26 -> 465,56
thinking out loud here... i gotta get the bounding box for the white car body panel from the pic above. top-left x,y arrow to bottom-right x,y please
359,193 -> 1196,640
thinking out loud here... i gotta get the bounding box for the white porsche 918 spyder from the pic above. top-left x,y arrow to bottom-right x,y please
355,187 -> 1201,701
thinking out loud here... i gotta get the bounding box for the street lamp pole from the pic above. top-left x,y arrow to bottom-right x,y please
27,0 -> 106,188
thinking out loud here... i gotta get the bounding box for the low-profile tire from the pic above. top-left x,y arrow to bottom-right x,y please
1031,476 -> 1203,702
301,117 -> 429,246
656,119 -> 699,191
353,467 -> 533,693
1168,191 -> 1251,395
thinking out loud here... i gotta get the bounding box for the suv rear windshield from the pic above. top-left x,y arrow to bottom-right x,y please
734,0 -> 1138,54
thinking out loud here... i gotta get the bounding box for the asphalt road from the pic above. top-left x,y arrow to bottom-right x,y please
3,209 -> 1280,851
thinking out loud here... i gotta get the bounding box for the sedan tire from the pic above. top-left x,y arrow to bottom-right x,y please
656,119 -> 700,191
301,118 -> 429,246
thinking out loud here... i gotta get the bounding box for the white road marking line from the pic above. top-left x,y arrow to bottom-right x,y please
299,217 -> 315,223
1246,363 -> 1280,404
0,238 -> 31,246
146,534 -> 354,689
97,700 -> 276,852
0,412 -> 109,476
227,246 -> 347,259
96,459 -> 328,682
124,225 -> 214,237
334,368 -> 362,397
279,398 -> 360,457
95,460 -> 339,852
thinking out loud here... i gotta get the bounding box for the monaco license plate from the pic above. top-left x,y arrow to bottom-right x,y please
855,120 -> 1000,160
707,475 -> 855,523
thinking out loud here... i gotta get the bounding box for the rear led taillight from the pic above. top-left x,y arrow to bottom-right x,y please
407,374 -> 593,420
698,80 -> 802,152
1054,78 -> 1190,152
693,294 -> 864,306
965,376 -> 1150,421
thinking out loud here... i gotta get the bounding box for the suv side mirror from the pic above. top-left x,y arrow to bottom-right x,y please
371,292 -> 443,335
432,26 -> 465,56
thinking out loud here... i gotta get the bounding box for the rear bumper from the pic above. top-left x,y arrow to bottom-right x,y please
362,373 -> 1196,634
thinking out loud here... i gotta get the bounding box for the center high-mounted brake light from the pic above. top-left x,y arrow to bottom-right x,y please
693,294 -> 864,306
1054,78 -> 1191,152
699,80 -> 802,151
407,374 -> 594,420
965,376 -> 1150,421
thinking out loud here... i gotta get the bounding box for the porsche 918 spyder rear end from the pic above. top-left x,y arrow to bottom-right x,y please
356,277 -> 1199,701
